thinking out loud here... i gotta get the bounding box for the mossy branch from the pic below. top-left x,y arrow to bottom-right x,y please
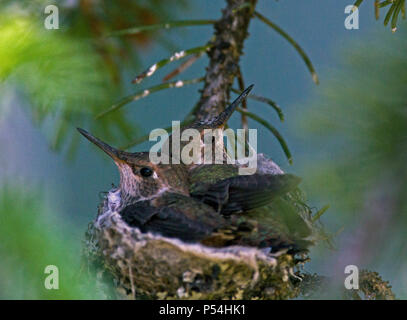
192,0 -> 258,122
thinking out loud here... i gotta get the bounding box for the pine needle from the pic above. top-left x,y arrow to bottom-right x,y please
96,78 -> 204,119
107,20 -> 216,37
232,88 -> 284,122
354,0 -> 364,8
163,53 -> 202,82
312,205 -> 330,223
236,107 -> 292,164
254,11 -> 319,85
132,45 -> 211,84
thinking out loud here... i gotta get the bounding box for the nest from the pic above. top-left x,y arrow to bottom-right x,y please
82,155 -> 319,299
83,195 -> 309,300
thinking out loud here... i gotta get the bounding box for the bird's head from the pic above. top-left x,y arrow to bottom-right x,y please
77,128 -> 189,202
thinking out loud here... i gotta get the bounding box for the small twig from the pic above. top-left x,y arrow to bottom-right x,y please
375,0 -> 380,19
236,107 -> 292,164
312,205 -> 330,223
96,78 -> 204,119
254,11 -> 319,85
162,53 -> 202,82
132,45 -> 211,84
391,0 -> 404,31
128,265 -> 135,298
107,19 -> 216,37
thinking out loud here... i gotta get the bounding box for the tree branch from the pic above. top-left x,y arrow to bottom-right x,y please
193,0 -> 257,122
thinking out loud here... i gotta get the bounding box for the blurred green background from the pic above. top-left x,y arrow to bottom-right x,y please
0,0 -> 406,299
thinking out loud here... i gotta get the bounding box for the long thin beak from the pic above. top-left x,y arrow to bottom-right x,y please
212,84 -> 254,127
77,128 -> 126,161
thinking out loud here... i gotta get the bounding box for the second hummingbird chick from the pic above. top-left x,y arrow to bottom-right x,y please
162,85 -> 254,167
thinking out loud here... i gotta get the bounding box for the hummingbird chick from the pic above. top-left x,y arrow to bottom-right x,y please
162,85 -> 254,167
77,128 -> 189,211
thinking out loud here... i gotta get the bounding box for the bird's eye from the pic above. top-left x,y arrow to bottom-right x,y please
140,167 -> 153,177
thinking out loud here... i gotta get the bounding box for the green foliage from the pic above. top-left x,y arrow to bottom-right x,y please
0,13 -> 137,154
302,24 -> 407,214
0,185 -> 102,299
299,21 -> 407,297
356,0 -> 406,32
0,1 -> 188,155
